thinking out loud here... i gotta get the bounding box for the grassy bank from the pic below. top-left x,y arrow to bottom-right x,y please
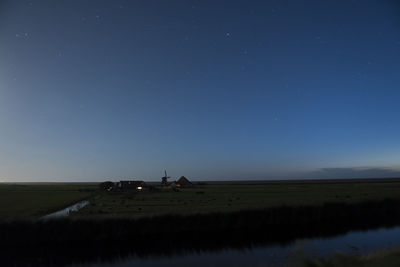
0,183 -> 96,218
1,199 -> 400,266
296,248 -> 400,267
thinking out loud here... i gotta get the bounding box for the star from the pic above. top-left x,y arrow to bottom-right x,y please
15,33 -> 29,39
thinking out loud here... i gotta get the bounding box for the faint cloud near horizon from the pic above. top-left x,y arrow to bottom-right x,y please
306,167 -> 400,179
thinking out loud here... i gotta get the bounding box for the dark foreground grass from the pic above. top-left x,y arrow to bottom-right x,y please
2,199 -> 400,266
295,248 -> 400,267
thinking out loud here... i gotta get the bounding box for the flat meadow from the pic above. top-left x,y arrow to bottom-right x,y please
76,178 -> 400,217
0,183 -> 96,218
1,179 -> 400,218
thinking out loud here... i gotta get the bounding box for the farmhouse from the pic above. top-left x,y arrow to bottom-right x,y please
117,180 -> 147,191
176,176 -> 193,188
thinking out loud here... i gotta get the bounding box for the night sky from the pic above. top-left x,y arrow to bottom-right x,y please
1,0 -> 400,182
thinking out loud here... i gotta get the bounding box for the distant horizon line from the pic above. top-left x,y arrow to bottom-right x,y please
2,177 -> 400,184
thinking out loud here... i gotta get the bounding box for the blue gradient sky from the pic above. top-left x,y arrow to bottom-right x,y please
1,0 -> 400,182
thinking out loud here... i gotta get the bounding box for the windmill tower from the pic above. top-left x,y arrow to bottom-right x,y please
161,170 -> 170,186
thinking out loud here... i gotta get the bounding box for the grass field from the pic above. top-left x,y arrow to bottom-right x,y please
76,178 -> 400,217
1,179 -> 400,266
1,179 -> 400,218
0,183 -> 96,218
296,248 -> 400,267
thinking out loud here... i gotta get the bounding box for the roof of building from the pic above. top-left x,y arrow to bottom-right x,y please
177,176 -> 192,185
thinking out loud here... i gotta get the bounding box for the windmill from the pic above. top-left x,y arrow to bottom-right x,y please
161,170 -> 170,186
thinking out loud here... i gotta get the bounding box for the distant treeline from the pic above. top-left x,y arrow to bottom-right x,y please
2,199 -> 400,266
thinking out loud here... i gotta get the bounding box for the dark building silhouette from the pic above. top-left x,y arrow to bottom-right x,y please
117,181 -> 147,191
176,176 -> 193,188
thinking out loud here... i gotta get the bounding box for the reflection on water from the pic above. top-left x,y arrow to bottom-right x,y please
69,226 -> 400,267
